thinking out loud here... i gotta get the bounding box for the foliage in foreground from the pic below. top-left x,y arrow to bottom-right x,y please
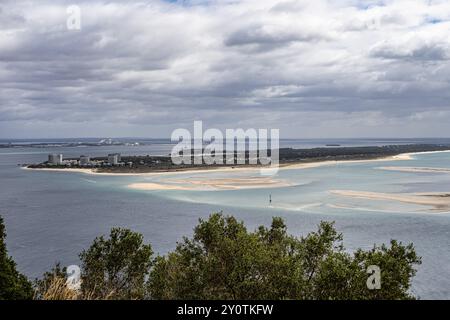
0,216 -> 34,299
79,228 -> 153,299
148,214 -> 420,300
3,213 -> 421,300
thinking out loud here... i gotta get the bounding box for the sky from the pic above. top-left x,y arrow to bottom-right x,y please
1,0 -> 450,138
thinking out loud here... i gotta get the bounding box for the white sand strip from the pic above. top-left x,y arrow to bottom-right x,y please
330,189 -> 450,210
378,166 -> 450,174
128,183 -> 195,191
128,177 -> 296,191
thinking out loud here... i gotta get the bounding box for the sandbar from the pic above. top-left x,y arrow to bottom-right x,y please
330,189 -> 450,212
128,177 -> 296,191
377,166 -> 450,174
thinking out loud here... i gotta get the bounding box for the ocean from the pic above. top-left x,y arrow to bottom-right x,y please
1,138 -> 449,299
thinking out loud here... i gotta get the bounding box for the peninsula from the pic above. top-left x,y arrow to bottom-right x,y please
23,144 -> 450,174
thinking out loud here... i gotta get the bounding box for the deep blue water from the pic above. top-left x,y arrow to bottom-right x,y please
0,138 -> 449,299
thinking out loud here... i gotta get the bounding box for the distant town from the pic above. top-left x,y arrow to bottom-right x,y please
24,144 -> 450,174
27,152 -> 172,172
46,153 -> 130,168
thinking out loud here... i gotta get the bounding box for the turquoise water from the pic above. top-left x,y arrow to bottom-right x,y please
1,140 -> 449,299
124,152 -> 450,215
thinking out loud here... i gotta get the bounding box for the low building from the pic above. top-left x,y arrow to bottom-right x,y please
48,154 -> 63,165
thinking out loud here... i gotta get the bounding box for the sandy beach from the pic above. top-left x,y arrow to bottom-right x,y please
280,153 -> 412,170
127,183 -> 194,191
128,177 -> 297,191
330,190 -> 450,212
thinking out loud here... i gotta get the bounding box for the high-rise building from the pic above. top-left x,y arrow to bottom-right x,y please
79,155 -> 90,165
107,153 -> 120,165
48,154 -> 63,165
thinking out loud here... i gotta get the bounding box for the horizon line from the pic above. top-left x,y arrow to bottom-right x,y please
3,137 -> 450,141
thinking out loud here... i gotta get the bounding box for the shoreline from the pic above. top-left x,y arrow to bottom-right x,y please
22,151 -> 419,177
21,149 -> 450,206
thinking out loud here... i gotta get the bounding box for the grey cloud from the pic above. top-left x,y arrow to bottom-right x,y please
1,0 -> 450,138
0,6 -> 26,29
371,42 -> 450,61
224,24 -> 327,52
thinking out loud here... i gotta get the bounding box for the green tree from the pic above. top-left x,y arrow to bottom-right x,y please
148,213 -> 421,300
310,240 -> 420,300
0,215 -> 33,300
79,227 -> 153,299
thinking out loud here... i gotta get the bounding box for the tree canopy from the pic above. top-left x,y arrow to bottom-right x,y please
0,215 -> 34,300
147,213 -> 421,300
79,227 -> 153,299
27,213 -> 421,300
